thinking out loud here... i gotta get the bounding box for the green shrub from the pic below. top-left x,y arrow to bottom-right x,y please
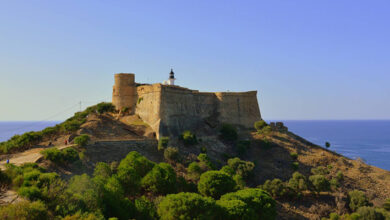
93,162 -> 112,179
220,188 -> 276,220
233,175 -> 246,189
37,172 -> 59,187
254,120 -> 267,131
336,171 -> 344,181
157,192 -> 220,220
219,124 -> 238,141
118,151 -> 155,177
135,196 -> 158,220
187,162 -> 202,181
309,175 -> 330,193
0,131 -> 43,153
290,152 -> 298,160
18,186 -> 42,201
74,134 -> 90,147
383,199 -> 390,211
200,146 -> 207,153
288,172 -> 308,193
141,163 -> 177,194
356,206 -> 385,220
311,166 -> 329,175
198,171 -> 237,199
179,130 -> 198,145
41,147 -> 79,164
325,141 -> 331,148
164,147 -> 179,163
330,178 -> 340,190
348,190 -> 370,211
220,165 -> 235,176
329,212 -> 340,220
227,157 -> 255,179
291,162 -> 299,170
262,179 -> 294,198
158,137 -> 169,151
96,102 -> 115,114
197,153 -> 215,170
0,200 -> 48,220
217,199 -> 257,220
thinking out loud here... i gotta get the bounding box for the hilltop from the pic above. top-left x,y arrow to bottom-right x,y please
0,103 -> 389,219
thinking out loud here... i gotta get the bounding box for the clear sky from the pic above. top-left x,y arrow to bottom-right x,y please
0,0 -> 389,121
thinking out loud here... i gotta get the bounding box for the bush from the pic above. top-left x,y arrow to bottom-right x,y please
311,166 -> 329,175
0,200 -> 48,220
227,157 -> 255,179
74,134 -> 90,147
383,199 -> 390,211
135,196 -> 158,220
118,151 -> 155,177
220,165 -> 235,176
254,120 -> 267,131
198,171 -> 237,199
197,153 -> 215,170
187,162 -> 202,181
0,131 -> 43,153
157,192 -> 220,220
18,186 -> 42,201
336,171 -> 344,181
290,152 -> 298,160
93,162 -> 112,179
309,175 -> 330,193
288,172 -> 308,193
356,206 -> 385,220
219,124 -> 238,141
179,130 -> 198,145
158,137 -> 169,151
217,199 -> 257,220
291,162 -> 299,170
41,147 -> 79,164
141,163 -> 177,194
262,179 -> 294,198
220,188 -> 276,220
164,147 -> 179,163
325,142 -> 331,148
96,102 -> 115,114
348,190 -> 370,212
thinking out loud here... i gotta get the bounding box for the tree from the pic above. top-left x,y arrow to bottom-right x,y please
325,142 -> 331,148
0,200 -> 48,220
219,188 -> 276,220
93,162 -> 112,179
157,192 -> 220,220
309,175 -> 330,193
74,134 -> 90,147
262,179 -> 294,198
187,162 -> 202,181
164,147 -> 179,163
141,163 -> 177,194
348,190 -> 370,212
118,151 -> 155,177
227,157 -> 255,179
356,206 -> 385,220
217,199 -> 257,220
288,172 -> 308,193
198,171 -> 236,199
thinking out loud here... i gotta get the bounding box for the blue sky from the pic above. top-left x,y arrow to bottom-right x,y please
0,0 -> 389,121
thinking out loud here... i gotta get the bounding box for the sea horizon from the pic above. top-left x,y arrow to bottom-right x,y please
1,120 -> 389,171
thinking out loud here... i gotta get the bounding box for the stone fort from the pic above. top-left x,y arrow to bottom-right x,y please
112,70 -> 262,138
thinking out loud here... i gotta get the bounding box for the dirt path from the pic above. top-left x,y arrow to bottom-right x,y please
0,144 -> 74,170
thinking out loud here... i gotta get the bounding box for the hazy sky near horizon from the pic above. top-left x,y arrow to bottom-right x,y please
0,0 -> 389,121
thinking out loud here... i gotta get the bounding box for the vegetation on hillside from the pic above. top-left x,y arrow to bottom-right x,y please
0,103 -> 115,154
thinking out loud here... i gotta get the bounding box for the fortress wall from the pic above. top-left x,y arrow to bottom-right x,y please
157,86 -> 261,136
135,84 -> 163,137
215,91 -> 261,128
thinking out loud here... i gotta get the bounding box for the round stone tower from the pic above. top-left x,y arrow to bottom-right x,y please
112,73 -> 136,113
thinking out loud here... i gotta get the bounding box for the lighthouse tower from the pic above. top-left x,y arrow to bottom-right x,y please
163,69 -> 176,85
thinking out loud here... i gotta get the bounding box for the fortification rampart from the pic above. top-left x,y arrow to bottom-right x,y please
112,73 -> 262,138
112,73 -> 136,113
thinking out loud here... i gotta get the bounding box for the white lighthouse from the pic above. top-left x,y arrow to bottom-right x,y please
163,69 -> 176,85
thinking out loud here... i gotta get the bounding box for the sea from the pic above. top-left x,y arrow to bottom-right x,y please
0,120 -> 389,171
